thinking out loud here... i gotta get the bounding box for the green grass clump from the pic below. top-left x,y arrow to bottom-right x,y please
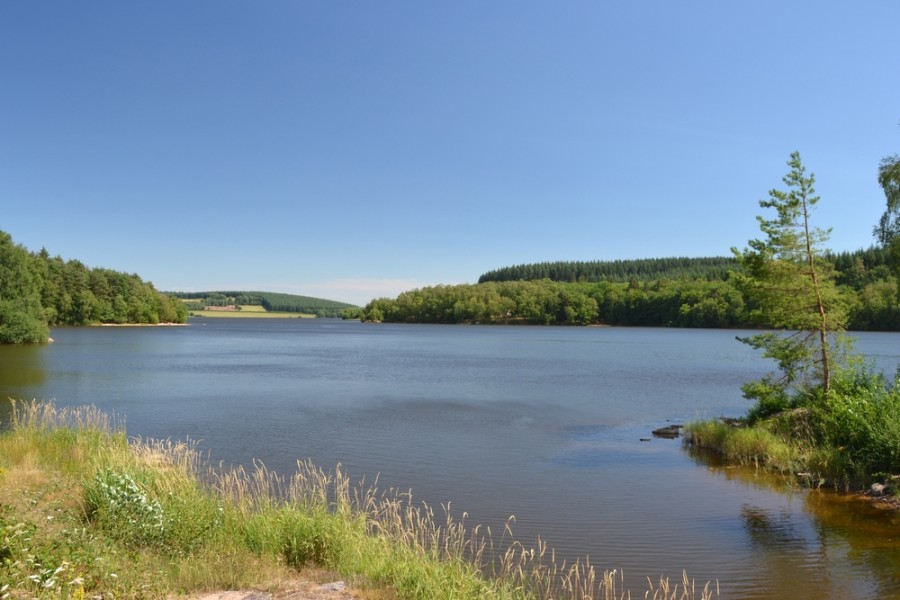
687,361 -> 900,492
688,420 -> 799,473
85,469 -> 167,547
1,400 -> 718,600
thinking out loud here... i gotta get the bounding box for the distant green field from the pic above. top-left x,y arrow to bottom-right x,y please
170,290 -> 356,318
188,309 -> 316,319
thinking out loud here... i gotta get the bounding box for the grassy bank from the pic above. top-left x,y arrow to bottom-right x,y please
685,361 -> 900,494
188,310 -> 316,319
0,401 -> 716,600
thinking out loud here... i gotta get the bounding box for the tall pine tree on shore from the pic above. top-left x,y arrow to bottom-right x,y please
732,152 -> 847,417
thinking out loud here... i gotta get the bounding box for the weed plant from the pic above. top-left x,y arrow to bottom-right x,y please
1,400 -> 718,599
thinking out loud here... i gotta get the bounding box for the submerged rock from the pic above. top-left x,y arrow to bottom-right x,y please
869,483 -> 887,496
651,424 -> 683,439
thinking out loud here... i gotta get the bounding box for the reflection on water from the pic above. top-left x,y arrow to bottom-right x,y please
0,342 -> 47,428
691,446 -> 900,599
1,321 -> 899,599
741,505 -> 807,547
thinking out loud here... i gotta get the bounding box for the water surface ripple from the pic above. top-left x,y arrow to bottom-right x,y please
2,320 -> 899,599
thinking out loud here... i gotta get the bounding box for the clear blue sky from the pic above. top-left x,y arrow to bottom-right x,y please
2,2 -> 898,306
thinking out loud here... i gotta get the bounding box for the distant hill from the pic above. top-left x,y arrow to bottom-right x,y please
478,248 -> 891,288
478,257 -> 738,284
168,290 -> 357,318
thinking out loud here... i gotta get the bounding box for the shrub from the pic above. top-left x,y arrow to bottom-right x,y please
280,510 -> 346,568
84,470 -> 165,548
812,363 -> 900,485
689,364 -> 900,490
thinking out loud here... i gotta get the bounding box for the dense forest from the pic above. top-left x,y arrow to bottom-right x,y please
360,247 -> 900,330
478,256 -> 737,284
0,229 -> 187,343
478,248 -> 891,286
169,290 -> 356,318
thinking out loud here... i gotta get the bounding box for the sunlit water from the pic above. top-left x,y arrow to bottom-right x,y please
2,320 -> 900,599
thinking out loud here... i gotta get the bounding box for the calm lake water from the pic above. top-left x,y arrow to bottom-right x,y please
2,319 -> 900,599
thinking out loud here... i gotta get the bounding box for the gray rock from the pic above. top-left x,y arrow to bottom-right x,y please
652,424 -> 683,438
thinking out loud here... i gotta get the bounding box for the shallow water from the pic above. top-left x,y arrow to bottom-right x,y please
2,320 -> 899,599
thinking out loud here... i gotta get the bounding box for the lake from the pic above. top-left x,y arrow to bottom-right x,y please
2,319 -> 900,599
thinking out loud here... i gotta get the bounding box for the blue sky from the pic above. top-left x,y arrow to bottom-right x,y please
2,2 -> 898,306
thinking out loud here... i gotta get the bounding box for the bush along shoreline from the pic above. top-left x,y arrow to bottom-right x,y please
686,357 -> 900,499
687,153 -> 900,503
0,400 -> 717,600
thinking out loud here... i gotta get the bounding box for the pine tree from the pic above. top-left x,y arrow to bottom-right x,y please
732,152 -> 847,415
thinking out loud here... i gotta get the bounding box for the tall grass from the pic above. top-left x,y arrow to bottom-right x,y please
686,362 -> 900,491
1,400 -> 718,599
685,419 -> 800,474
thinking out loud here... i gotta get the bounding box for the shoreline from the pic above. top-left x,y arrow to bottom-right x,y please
97,322 -> 189,327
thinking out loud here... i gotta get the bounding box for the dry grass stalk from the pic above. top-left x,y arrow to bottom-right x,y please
3,400 -> 720,600
8,398 -> 120,433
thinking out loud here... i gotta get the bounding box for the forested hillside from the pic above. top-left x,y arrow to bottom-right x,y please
362,247 -> 900,330
0,229 -> 187,343
170,291 -> 356,317
478,257 -> 737,284
478,249 -> 891,286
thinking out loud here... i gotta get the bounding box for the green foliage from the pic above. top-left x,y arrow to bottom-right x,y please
848,277 -> 900,330
366,265 -> 900,330
279,509 -> 346,568
741,378 -> 791,423
170,290 -> 356,317
809,363 -> 900,486
828,246 -> 892,290
874,153 -> 900,248
35,257 -> 187,326
85,470 -> 166,548
685,420 -> 799,473
361,278 -> 752,327
479,256 -> 737,284
237,505 -> 347,568
341,306 -> 363,320
690,356 -> 900,490
362,280 -> 599,325
84,466 -> 224,555
0,228 -> 188,342
0,508 -> 87,599
0,299 -> 50,343
0,231 -> 50,343
733,152 -> 846,406
371,243 -> 900,329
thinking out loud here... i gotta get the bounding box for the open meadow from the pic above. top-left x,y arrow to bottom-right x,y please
188,306 -> 316,319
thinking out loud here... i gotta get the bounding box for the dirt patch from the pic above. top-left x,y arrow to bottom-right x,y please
180,579 -> 357,600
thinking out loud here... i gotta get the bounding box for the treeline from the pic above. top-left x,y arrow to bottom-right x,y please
0,229 -> 187,343
478,250 -> 893,287
478,257 -> 737,284
362,279 -> 747,327
169,290 -> 356,318
361,256 -> 900,330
